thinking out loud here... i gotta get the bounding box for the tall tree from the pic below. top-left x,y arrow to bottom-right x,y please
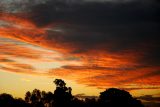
53,79 -> 73,107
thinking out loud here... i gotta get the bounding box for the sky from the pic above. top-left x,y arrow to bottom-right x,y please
0,0 -> 160,106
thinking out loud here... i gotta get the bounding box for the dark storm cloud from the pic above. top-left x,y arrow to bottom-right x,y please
140,48 -> 160,66
24,0 -> 160,66
2,1 -> 160,35
0,0 -> 48,13
0,0 -> 159,66
28,0 -> 160,27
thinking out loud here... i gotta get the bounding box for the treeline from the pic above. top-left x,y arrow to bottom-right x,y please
0,79 -> 144,107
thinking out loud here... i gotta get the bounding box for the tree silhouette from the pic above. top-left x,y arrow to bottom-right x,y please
25,91 -> 31,103
54,79 -> 66,88
25,89 -> 44,107
41,91 -> 54,107
0,93 -> 30,107
0,93 -> 14,107
85,98 -> 97,107
53,79 -> 73,107
99,88 -> 144,107
0,79 -> 145,107
14,98 -> 30,107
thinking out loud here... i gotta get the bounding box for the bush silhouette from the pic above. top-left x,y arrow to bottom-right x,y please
0,93 -> 14,107
99,88 -> 144,107
0,93 -> 30,107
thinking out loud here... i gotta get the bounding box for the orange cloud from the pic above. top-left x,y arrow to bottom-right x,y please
0,11 -> 160,92
47,65 -> 160,91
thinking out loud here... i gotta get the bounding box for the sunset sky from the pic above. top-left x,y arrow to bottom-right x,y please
0,0 -> 160,106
